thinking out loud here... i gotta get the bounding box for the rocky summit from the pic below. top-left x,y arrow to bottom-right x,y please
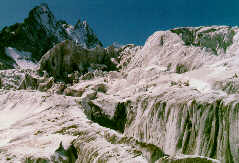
0,3 -> 102,70
0,4 -> 239,163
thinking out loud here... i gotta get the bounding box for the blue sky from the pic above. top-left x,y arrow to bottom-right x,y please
0,0 -> 238,46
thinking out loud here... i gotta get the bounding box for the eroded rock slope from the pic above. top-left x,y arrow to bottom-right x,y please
1,23 -> 239,163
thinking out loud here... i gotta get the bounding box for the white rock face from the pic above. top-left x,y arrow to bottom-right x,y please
0,91 -> 149,162
2,26 -> 239,162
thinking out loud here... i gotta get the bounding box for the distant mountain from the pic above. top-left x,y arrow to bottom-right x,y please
0,3 -> 102,69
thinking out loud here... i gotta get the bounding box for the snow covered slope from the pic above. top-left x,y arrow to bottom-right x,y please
5,47 -> 38,69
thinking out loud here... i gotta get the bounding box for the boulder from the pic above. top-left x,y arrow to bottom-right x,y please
18,73 -> 38,90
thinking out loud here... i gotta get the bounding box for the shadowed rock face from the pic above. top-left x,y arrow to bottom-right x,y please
38,40 -> 119,81
0,3 -> 102,69
81,100 -> 128,133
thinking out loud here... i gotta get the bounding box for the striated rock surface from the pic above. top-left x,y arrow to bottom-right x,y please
38,40 -> 119,81
2,22 -> 239,163
0,90 -> 165,162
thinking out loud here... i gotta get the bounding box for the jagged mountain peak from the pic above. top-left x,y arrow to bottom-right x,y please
28,3 -> 54,23
32,3 -> 51,13
26,3 -> 57,36
82,20 -> 89,27
74,20 -> 91,34
74,19 -> 82,27
0,3 -> 103,70
73,19 -> 103,48
74,19 -> 87,30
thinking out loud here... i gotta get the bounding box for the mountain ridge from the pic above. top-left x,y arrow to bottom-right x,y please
0,3 -> 102,69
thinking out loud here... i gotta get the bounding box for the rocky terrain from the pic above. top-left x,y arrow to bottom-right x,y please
0,3 -> 239,163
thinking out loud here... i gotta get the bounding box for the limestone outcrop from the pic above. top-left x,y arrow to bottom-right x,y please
2,21 -> 239,162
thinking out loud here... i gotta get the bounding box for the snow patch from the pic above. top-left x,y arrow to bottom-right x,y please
190,79 -> 211,93
5,47 -> 38,69
65,25 -> 88,48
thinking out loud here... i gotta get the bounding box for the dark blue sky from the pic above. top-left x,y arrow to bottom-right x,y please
0,0 -> 238,46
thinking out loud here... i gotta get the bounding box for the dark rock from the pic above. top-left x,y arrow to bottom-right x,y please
53,142 -> 78,163
18,73 -> 38,90
171,26 -> 235,55
38,40 -> 119,81
18,73 -> 54,92
81,100 -> 129,133
175,63 -> 188,74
